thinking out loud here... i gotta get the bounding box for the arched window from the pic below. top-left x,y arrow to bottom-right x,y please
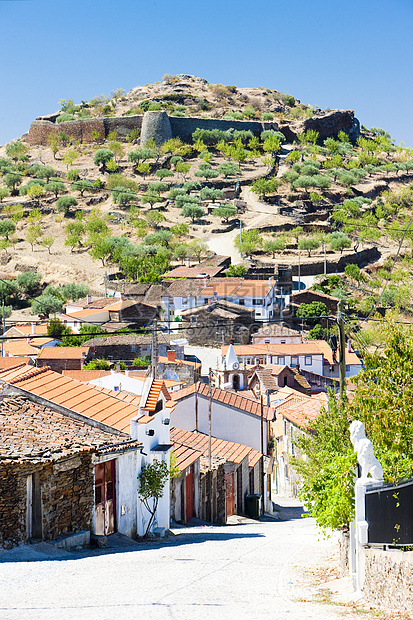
232,374 -> 240,390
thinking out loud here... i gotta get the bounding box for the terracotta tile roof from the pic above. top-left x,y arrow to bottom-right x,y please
172,442 -> 203,472
290,290 -> 340,303
171,382 -> 272,420
32,337 -> 58,347
274,392 -> 328,428
164,265 -> 224,279
313,339 -> 361,366
63,308 -> 107,320
37,346 -> 90,360
62,370 -> 112,382
222,342 -> 332,357
160,279 -> 207,298
103,299 -> 137,311
254,324 -> 303,338
3,341 -> 40,356
86,297 -> 121,309
0,357 -> 33,370
0,366 -> 143,433
84,334 -> 152,347
199,278 -> 273,299
171,427 -> 262,468
0,394 -> 131,462
92,385 -> 142,406
158,356 -> 201,368
3,324 -> 48,337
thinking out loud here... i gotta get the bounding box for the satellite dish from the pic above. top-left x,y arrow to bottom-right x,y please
232,362 -> 239,370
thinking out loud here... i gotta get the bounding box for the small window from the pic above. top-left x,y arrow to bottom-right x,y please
305,355 -> 312,366
277,356 -> 285,365
131,345 -> 137,352
182,297 -> 188,304
191,316 -> 197,324
291,356 -> 299,367
265,340 -> 270,344
217,320 -> 223,326
280,339 -> 286,344
346,364 -> 350,371
239,299 -> 245,305
253,299 -> 263,305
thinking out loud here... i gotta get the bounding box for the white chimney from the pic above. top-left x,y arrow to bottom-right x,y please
31,323 -> 35,335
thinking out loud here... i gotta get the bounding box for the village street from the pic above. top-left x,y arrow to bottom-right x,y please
0,498 -> 366,620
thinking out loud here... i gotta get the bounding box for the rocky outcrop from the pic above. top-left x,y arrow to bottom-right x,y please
279,110 -> 359,142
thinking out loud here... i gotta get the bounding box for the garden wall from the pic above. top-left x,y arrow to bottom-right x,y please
363,548 -> 413,613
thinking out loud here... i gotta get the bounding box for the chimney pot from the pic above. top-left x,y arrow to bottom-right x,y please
167,350 -> 175,362
31,323 -> 35,335
87,294 -> 91,304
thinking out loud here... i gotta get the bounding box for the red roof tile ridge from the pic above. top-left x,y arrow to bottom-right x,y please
6,365 -> 51,384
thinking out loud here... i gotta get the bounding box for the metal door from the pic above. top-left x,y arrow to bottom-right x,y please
95,460 -> 116,536
225,472 -> 234,518
185,467 -> 194,522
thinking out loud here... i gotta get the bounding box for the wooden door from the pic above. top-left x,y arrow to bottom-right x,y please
185,467 -> 194,522
225,472 -> 234,518
26,473 -> 42,540
237,466 -> 243,514
95,460 -> 116,536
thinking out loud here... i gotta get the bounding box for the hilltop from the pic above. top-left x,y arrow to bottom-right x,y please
0,74 -> 413,328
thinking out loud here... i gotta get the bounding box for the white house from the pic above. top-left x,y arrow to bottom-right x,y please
197,278 -> 280,322
221,340 -> 362,379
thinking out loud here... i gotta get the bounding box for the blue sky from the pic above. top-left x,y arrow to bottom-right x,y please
1,0 -> 412,146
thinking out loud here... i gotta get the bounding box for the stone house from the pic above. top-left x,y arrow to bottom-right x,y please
0,364 -> 175,539
252,324 -> 303,345
248,365 -> 311,397
157,351 -> 201,386
163,255 -> 230,279
180,299 -> 254,346
84,333 -> 184,365
289,290 -> 340,315
36,346 -> 91,372
0,392 -> 142,549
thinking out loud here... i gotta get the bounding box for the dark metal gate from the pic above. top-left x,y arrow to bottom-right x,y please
366,478 -> 413,545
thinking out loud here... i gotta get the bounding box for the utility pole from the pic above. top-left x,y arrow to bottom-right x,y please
280,287 -> 283,321
338,300 -> 346,399
239,219 -> 243,243
324,240 -> 327,276
260,393 -> 265,515
208,368 -> 213,523
298,253 -> 301,291
1,299 -> 4,358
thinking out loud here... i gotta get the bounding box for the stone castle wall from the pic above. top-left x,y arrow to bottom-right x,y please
27,109 -> 357,146
27,115 -> 144,146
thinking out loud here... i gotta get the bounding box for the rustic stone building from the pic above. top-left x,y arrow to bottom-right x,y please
36,346 -> 91,372
0,393 -> 139,549
180,300 -> 254,346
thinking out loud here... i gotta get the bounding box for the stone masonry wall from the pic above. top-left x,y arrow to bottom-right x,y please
0,453 -> 95,549
27,116 -> 143,146
27,109 -> 357,147
169,116 -> 276,142
363,548 -> 413,613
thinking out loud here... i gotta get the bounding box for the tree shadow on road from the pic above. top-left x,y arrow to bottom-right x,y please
0,530 -> 265,564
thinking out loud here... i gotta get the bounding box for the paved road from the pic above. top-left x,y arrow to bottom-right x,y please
0,499 -> 362,620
